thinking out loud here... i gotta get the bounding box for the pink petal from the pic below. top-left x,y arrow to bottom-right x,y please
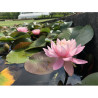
56,39 -> 61,45
51,41 -> 56,50
32,29 -> 40,35
64,61 -> 74,76
54,45 -> 67,57
63,57 -> 72,61
43,48 -> 52,57
70,39 -> 76,50
75,44 -> 85,55
71,58 -> 88,64
53,58 -> 64,70
69,48 -> 77,56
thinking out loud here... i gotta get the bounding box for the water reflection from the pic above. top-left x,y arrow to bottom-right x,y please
0,57 -> 65,85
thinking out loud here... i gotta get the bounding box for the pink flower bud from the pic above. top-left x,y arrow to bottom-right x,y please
32,29 -> 40,35
17,27 -> 28,33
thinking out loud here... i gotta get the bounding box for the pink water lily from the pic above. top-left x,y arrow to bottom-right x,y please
43,39 -> 88,76
32,29 -> 40,35
17,27 -> 28,33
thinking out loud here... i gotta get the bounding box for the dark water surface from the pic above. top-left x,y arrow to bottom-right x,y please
0,57 -> 65,85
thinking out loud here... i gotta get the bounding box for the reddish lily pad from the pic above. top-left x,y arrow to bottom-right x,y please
24,52 -> 56,75
13,42 -> 32,50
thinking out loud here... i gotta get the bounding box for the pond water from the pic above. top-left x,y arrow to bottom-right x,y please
0,56 -> 65,85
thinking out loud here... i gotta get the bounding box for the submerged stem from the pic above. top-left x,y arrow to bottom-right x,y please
64,71 -> 68,85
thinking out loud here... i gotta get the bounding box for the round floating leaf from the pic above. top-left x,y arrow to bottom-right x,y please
0,68 -> 15,85
10,31 -> 30,40
70,25 -> 94,45
0,36 -> 15,41
0,32 -> 5,37
6,50 -> 38,64
69,26 -> 83,39
12,38 -> 32,47
82,72 -> 98,85
24,52 -> 56,75
40,27 -> 50,33
25,35 -> 46,50
52,23 -> 60,30
45,38 -> 52,42
13,42 -> 32,50
58,30 -> 71,40
60,21 -> 73,31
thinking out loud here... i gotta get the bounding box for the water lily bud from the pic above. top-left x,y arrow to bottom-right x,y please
17,27 -> 28,33
32,29 -> 40,35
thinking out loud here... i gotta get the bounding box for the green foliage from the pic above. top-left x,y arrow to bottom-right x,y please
70,25 -> 94,45
0,12 -> 20,19
6,49 -> 39,64
25,35 -> 46,50
82,72 -> 98,85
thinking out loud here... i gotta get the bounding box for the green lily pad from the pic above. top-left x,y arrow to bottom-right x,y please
0,36 -> 15,41
25,35 -> 46,50
82,72 -> 98,85
10,31 -> 30,40
40,27 -> 50,33
58,30 -> 71,40
6,49 -> 39,64
70,25 -> 94,45
60,21 -> 72,31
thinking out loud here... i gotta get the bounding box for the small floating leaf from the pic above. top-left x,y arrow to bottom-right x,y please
13,42 -> 32,50
0,68 -> 15,85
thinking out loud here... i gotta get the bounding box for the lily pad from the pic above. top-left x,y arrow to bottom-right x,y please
70,25 -> 94,45
13,42 -> 32,50
82,72 -> 98,85
40,27 -> 50,33
0,68 -> 15,85
10,31 -> 30,40
58,30 -> 71,40
60,21 -> 73,31
6,49 -> 39,64
25,35 -> 46,50
24,52 -> 56,75
0,36 -> 15,41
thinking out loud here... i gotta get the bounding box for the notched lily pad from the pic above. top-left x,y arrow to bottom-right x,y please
24,52 -> 56,75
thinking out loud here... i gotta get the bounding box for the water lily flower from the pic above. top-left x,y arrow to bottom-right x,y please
43,39 -> 88,76
32,29 -> 40,35
17,27 -> 28,33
